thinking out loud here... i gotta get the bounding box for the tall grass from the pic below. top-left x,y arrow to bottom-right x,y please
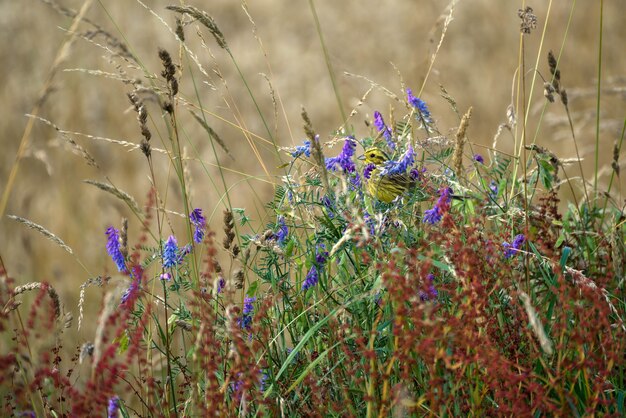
1,1 -> 625,417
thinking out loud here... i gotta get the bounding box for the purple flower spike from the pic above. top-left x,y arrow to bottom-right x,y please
503,234 -> 526,258
163,235 -> 178,268
105,226 -> 126,272
190,208 -> 206,243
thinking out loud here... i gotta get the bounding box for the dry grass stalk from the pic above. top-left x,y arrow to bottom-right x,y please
452,106 -> 472,178
77,276 -> 108,331
83,180 -> 141,214
7,215 -> 74,255
302,107 -> 330,194
519,291 -> 553,356
12,282 -> 62,321
189,109 -> 232,159
27,114 -> 98,167
92,290 -> 117,371
166,5 -> 229,51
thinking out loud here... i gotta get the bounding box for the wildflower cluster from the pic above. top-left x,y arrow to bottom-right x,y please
503,233 -> 525,258
105,226 -> 126,272
373,111 -> 395,150
423,187 -> 452,224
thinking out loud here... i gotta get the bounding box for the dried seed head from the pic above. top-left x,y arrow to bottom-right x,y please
233,269 -> 244,289
452,107 -> 472,178
162,101 -> 174,114
232,244 -> 240,258
158,48 -> 178,96
559,89 -> 568,106
127,92 -> 152,153
175,17 -> 185,42
547,51 -> 558,79
120,218 -> 128,259
223,209 -> 235,250
543,82 -> 555,103
166,5 -> 228,50
141,139 -> 152,158
518,7 -> 537,34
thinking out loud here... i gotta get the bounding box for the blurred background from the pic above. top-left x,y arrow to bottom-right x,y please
1,0 -> 624,334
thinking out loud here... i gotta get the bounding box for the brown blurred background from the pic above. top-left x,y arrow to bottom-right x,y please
1,1 -> 624,334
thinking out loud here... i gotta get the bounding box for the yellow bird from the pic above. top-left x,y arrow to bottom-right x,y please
361,147 -> 414,203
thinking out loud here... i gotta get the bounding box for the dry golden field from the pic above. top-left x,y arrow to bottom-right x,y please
1,0 -> 625,337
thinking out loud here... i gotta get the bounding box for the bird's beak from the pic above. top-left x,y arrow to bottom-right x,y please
357,154 -> 365,161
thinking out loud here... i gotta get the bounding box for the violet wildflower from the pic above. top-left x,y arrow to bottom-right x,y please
489,180 -> 499,199
260,371 -> 269,392
381,145 -> 415,176
423,187 -> 452,225
363,210 -> 376,235
177,244 -> 192,265
363,163 -> 375,179
302,265 -> 319,291
315,244 -> 329,265
105,226 -> 126,272
107,396 -> 120,418
217,276 -> 225,293
321,195 -> 335,218
291,140 -> 311,158
120,265 -> 143,305
120,277 -> 138,304
239,296 -> 256,329
163,235 -> 178,268
419,274 -> 438,301
473,154 -> 484,164
325,137 -> 357,173
503,234 -> 525,258
302,244 -> 330,291
275,216 -> 288,245
160,272 -> 172,281
373,111 -> 395,150
407,88 -> 432,123
190,208 -> 206,243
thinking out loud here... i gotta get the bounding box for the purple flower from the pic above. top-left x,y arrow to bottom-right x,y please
473,154 -> 484,164
423,207 -> 442,225
489,180 -> 499,199
503,234 -> 525,258
217,276 -> 225,293
239,296 -> 256,329
275,216 -> 288,245
120,265 -> 143,305
190,208 -> 206,243
325,137 -> 357,173
363,163 -> 375,179
315,244 -> 328,265
163,235 -> 178,268
243,296 -> 256,315
105,226 -> 126,272
407,88 -> 432,123
107,396 -> 120,418
260,371 -> 269,392
160,272 -> 172,281
321,195 -> 335,218
302,265 -> 319,290
423,187 -> 452,225
419,274 -> 438,301
291,140 -> 312,158
373,111 -> 395,150
363,210 -> 376,235
381,145 -> 415,176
